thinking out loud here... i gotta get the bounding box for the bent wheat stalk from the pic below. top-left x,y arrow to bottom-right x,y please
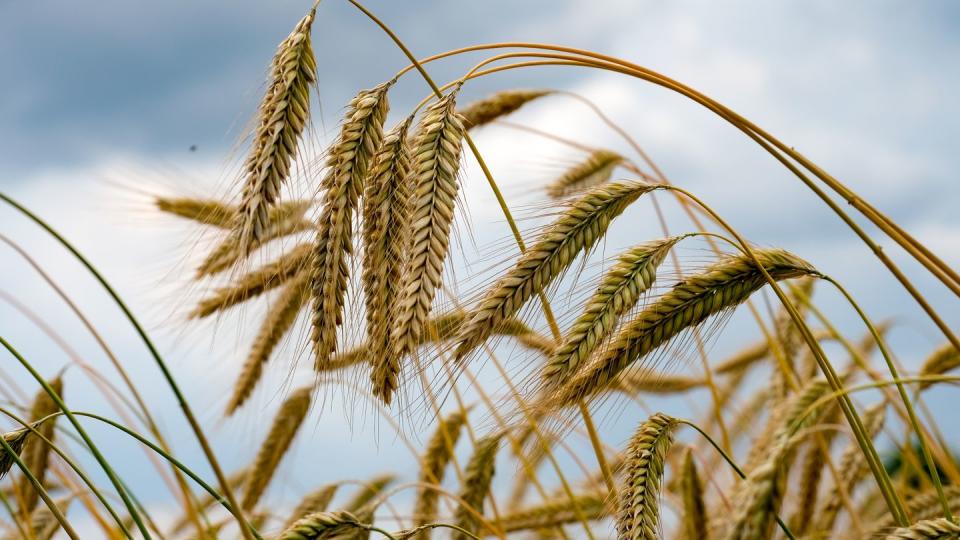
235,9 -> 317,253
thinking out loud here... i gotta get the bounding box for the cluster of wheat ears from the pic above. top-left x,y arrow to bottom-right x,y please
2,2 -> 959,539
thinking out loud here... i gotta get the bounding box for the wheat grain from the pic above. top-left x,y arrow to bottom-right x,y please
617,412 -> 678,540
235,9 -> 316,253
241,386 -> 311,510
190,242 -> 311,318
543,237 -> 680,387
311,83 -> 391,370
414,410 -> 468,531
554,249 -> 817,406
226,272 -> 311,415
454,181 -> 658,363
363,118 -> 414,405
453,434 -> 503,540
546,149 -> 624,199
392,92 -> 466,367
459,89 -> 552,130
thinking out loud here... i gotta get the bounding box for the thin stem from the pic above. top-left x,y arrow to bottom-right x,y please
0,193 -> 255,540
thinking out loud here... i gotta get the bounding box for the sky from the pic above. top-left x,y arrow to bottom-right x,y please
1,0 -> 959,536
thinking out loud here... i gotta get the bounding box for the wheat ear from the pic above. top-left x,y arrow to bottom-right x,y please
235,9 -> 316,253
546,149 -> 624,199
454,180 -> 658,363
722,380 -> 831,540
498,491 -> 609,533
459,89 -> 552,130
241,386 -> 312,510
190,243 -> 311,318
817,403 -> 886,533
555,249 -> 817,406
918,343 -> 960,390
277,511 -> 364,540
15,376 -> 62,514
392,92 -> 466,364
344,473 -> 395,513
453,434 -> 503,540
199,199 -> 312,277
543,236 -> 680,387
872,487 -> 960,534
310,83 -> 391,369
225,272 -> 311,415
170,468 -> 249,534
617,412 -> 678,540
18,497 -> 71,540
363,118 -> 414,405
610,371 -> 703,396
155,197 -> 236,227
413,410 -> 468,530
679,447 -> 708,540
882,519 -> 960,540
285,485 -> 339,529
0,428 -> 30,479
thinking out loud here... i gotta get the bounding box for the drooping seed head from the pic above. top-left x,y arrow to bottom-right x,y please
310,83 -> 391,369
453,434 -> 503,540
0,428 -> 30,480
918,343 -> 960,390
235,9 -> 317,253
454,180 -> 659,364
413,410 -> 468,534
277,511 -> 365,540
679,447 -> 708,540
391,92 -> 466,365
17,376 -> 63,512
285,485 -> 339,530
458,89 -> 552,130
881,518 -> 960,540
617,412 -> 678,540
547,149 -> 624,199
155,197 -> 236,227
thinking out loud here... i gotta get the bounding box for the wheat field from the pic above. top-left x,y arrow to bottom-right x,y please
1,2 -> 959,539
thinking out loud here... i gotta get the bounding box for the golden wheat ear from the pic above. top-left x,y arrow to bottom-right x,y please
155,196 -> 236,227
554,248 -> 817,406
235,9 -> 317,254
453,180 -> 658,365
679,447 -> 708,540
413,410 -> 468,532
453,434 -> 503,540
458,89 -> 552,130
363,117 -> 414,406
881,518 -> 960,539
310,82 -> 392,372
391,91 -> 466,367
15,375 -> 62,514
498,491 -> 610,534
277,510 -> 365,540
0,428 -> 30,479
543,236 -> 683,388
617,412 -> 677,540
240,386 -> 312,511
284,484 -> 339,529
547,149 -> 625,199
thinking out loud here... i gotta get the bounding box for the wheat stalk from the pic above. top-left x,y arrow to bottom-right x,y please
235,9 -> 316,253
16,375 -> 62,513
310,83 -> 391,370
225,272 -> 311,415
553,249 -> 817,406
190,243 -> 311,318
546,149 -> 624,199
277,511 -> 365,540
543,236 -> 681,387
392,92 -> 466,367
881,518 -> 960,539
241,386 -> 312,510
413,410 -> 468,531
679,447 -> 708,540
617,412 -> 678,540
363,118 -> 414,405
453,434 -> 503,540
459,89 -> 552,130
454,180 -> 658,363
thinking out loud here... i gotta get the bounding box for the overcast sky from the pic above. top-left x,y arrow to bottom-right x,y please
1,0 -> 958,535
